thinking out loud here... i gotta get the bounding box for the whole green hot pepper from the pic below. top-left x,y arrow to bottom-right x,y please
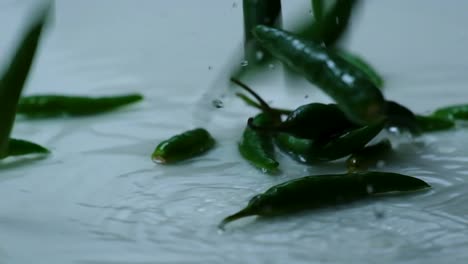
220,171 -> 430,228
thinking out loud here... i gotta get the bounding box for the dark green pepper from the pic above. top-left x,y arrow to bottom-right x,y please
239,113 -> 279,173
432,104 -> 468,121
275,120 -> 385,163
151,128 -> 215,164
415,115 -> 455,132
0,5 -> 50,156
17,93 -> 143,117
243,0 -> 282,65
385,101 -> 420,135
219,171 -> 430,228
336,49 -> 384,89
269,103 -> 359,142
2,138 -> 50,159
253,25 -> 387,125
346,139 -> 392,173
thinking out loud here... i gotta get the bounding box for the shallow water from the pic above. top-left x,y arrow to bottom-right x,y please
1,1 -> 468,263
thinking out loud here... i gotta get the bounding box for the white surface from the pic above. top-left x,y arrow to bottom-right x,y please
1,1 -> 468,263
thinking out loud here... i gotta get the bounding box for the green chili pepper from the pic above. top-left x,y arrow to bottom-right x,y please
17,93 -> 143,117
268,103 -> 359,142
307,0 -> 359,47
385,101 -> 420,135
314,120 -> 385,161
432,104 -> 468,121
275,120 -> 385,163
2,138 -> 50,159
253,25 -> 387,125
0,5 -> 50,157
219,171 -> 430,228
415,115 -> 455,132
346,139 -> 392,173
243,0 -> 282,65
335,49 -> 384,89
239,113 -> 279,173
151,128 -> 215,164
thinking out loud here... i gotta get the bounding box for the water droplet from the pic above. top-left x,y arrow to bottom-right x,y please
268,64 -> 275,69
208,66 -> 213,70
366,184 -> 374,194
388,126 -> 401,135
241,60 -> 249,67
309,9 -> 312,14
376,160 -> 386,169
335,17 -> 340,24
304,94 -> 309,99
255,51 -> 264,61
232,2 -> 237,8
373,204 -> 385,219
212,99 -> 224,108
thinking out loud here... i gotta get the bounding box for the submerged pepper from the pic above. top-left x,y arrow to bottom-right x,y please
17,93 -> 143,117
0,138 -> 49,159
239,113 -> 279,173
346,139 -> 392,173
151,128 -> 215,164
252,25 -> 387,125
219,171 -> 430,228
432,104 -> 468,121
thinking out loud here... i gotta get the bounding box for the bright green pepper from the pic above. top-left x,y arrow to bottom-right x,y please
432,104 -> 468,121
151,128 -> 215,164
415,115 -> 455,132
252,25 -> 387,125
2,138 -> 49,158
219,171 -> 430,229
346,139 -> 392,172
239,113 -> 279,173
17,93 -> 143,117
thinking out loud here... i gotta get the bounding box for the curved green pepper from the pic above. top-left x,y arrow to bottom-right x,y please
415,115 -> 455,132
432,104 -> 468,121
252,25 -> 387,125
273,103 -> 359,142
346,139 -> 392,173
1,138 -> 49,159
219,171 -> 430,228
151,128 -> 215,164
239,113 -> 279,173
275,120 -> 385,163
17,93 -> 143,117
336,49 -> 384,89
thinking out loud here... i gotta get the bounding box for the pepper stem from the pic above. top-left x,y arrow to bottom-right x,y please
218,207 -> 256,230
230,78 -> 273,113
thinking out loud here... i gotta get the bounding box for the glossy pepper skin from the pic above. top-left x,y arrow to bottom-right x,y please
385,101 -> 420,135
274,103 -> 359,142
432,104 -> 468,121
346,139 -> 392,173
336,49 -> 384,89
239,113 -> 279,173
3,138 -> 49,158
219,171 -> 430,228
252,25 -> 387,125
152,128 -> 215,164
17,93 -> 143,117
275,120 -> 385,163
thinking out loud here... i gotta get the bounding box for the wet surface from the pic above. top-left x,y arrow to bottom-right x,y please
1,1 -> 468,263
